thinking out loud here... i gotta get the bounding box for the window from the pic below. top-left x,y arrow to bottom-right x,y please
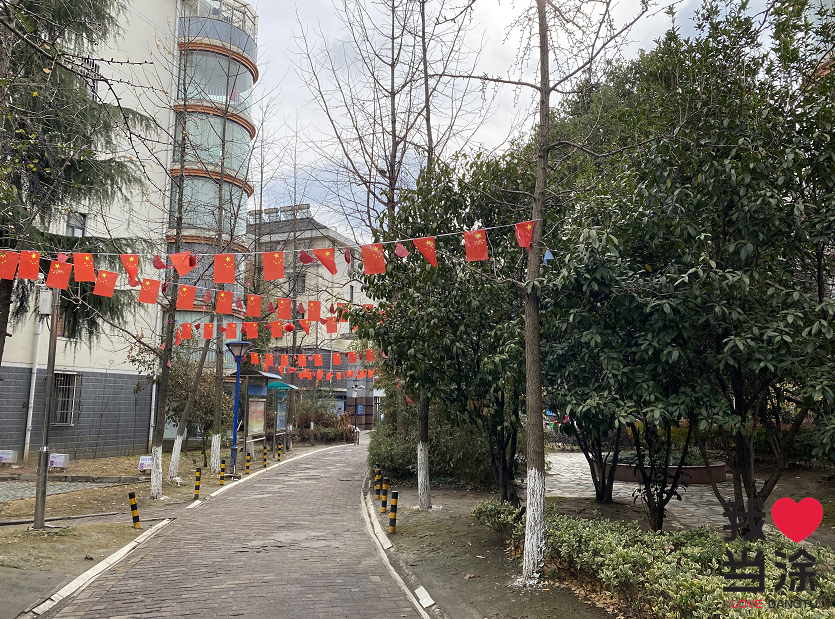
66,212 -> 86,237
52,373 -> 81,425
56,307 -> 75,339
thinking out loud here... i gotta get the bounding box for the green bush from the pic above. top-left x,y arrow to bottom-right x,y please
617,450 -> 707,466
299,426 -> 348,444
753,427 -> 821,464
471,498 -> 525,541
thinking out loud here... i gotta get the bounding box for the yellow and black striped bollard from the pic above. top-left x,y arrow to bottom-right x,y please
263,444 -> 268,468
374,467 -> 381,500
381,477 -> 389,513
277,443 -> 282,462
246,452 -> 251,475
220,459 -> 226,486
194,468 -> 201,500
129,491 -> 141,529
389,490 -> 398,534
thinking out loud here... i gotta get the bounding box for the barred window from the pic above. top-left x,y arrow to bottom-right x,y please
52,373 -> 81,425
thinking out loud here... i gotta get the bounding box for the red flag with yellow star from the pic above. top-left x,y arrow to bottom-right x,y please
332,352 -> 342,365
347,351 -> 357,364
120,254 -> 140,281
266,353 -> 274,368
72,253 -> 96,282
515,221 -> 535,249
263,251 -> 285,280
244,321 -> 258,338
45,261 -> 72,289
314,354 -> 323,367
316,370 -> 323,380
216,290 -> 233,314
275,298 -> 292,320
297,354 -> 307,367
308,300 -> 321,321
18,251 -> 40,280
271,321 -> 283,338
361,244 -> 386,275
414,237 -> 437,267
181,323 -> 192,340
281,354 -> 289,367
203,322 -> 214,340
463,230 -> 489,262
300,319 -> 310,335
225,322 -> 237,339
0,251 -> 19,280
92,270 -> 117,297
250,352 -> 259,364
312,248 -> 338,275
214,254 -> 235,284
170,252 -> 196,277
326,317 -> 337,334
246,294 -> 262,317
176,285 -> 196,310
138,279 -> 160,304
365,349 -> 375,362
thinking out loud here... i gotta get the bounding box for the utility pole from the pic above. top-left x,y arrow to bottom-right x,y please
33,287 -> 59,529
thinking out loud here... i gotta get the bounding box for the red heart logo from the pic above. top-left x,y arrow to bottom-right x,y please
772,497 -> 823,542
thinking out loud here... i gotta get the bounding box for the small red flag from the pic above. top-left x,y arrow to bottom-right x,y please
72,253 -> 96,282
0,251 -> 19,280
181,323 -> 192,340
56,253 -> 69,263
244,321 -> 258,338
361,244 -> 386,275
326,372 -> 332,381
246,294 -> 262,317
326,318 -> 337,334
120,254 -> 140,282
337,302 -> 347,323
395,242 -> 410,258
275,298 -> 292,320
299,250 -> 315,264
203,322 -> 214,340
316,370 -> 323,380
358,370 -> 367,379
415,237 -> 437,267
281,354 -> 289,367
175,328 -> 183,346
297,302 -> 305,314
297,354 -> 307,367
214,254 -> 236,284
463,230 -> 489,262
332,352 -> 342,365
515,221 -> 535,249
18,251 -> 40,280
177,285 -> 196,310
152,255 -> 166,270
216,290 -> 233,314
336,372 -> 342,380
235,296 -> 244,310
314,354 -> 323,367
348,351 -> 357,364
347,370 -> 354,378
312,248 -> 338,275
271,321 -> 283,338
300,319 -> 310,335
263,251 -> 285,281
225,322 -> 237,339
266,353 -> 274,368
202,289 -> 212,305
45,261 -> 72,289
138,279 -> 160,304
365,349 -> 375,362
307,300 -> 321,321
170,252 -> 197,277
92,270 -> 117,297
368,369 -> 375,378
250,352 -> 259,364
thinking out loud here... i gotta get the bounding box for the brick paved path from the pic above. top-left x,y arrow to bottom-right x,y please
0,481 -> 124,505
50,443 -> 423,619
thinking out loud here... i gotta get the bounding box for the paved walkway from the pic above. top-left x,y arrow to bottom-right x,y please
48,441 -> 423,619
0,481 -> 124,506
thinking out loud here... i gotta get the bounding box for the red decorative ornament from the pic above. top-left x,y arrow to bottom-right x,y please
56,253 -> 70,263
395,242 -> 409,258
235,296 -> 244,310
152,255 -> 166,269
297,302 -> 305,314
329,303 -> 335,314
284,323 -> 295,332
202,289 -> 212,304
189,254 -> 197,267
344,247 -> 351,263
299,250 -> 315,264
267,301 -> 274,314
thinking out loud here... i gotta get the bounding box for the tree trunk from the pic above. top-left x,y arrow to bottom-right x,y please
0,277 -> 13,377
417,390 -> 431,509
420,0 -> 434,173
521,0 -> 549,586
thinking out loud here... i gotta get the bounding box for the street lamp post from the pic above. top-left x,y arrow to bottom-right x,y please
352,383 -> 359,445
226,340 -> 252,473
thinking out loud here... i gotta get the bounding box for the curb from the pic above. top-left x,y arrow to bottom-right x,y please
17,518 -> 173,618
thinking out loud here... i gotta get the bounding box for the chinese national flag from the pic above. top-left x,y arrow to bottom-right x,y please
92,270 -> 117,297
265,353 -> 274,368
314,354 -> 323,367
358,370 -> 366,379
415,237 -> 437,267
120,254 -> 140,281
365,349 -> 375,362
0,251 -> 19,280
299,319 -> 310,335
216,290 -> 233,314
332,352 -> 342,365
18,251 -> 40,280
347,351 -> 357,364
72,253 -> 96,282
244,322 -> 258,338
312,248 -> 338,275
203,322 -> 214,340
347,370 -> 354,378
45,261 -> 72,289
337,302 -> 347,322
361,244 -> 386,275
175,328 -> 182,346
515,221 -> 535,249
263,251 -> 284,281
275,298 -> 292,319
181,323 -> 192,340
246,294 -> 262,317
138,279 -> 160,304
326,372 -> 332,381
170,252 -> 196,277
463,230 -> 489,262
307,300 -> 321,321
250,352 -> 259,365
214,254 -> 236,284
336,372 -> 342,380
326,317 -> 337,334
271,321 -> 283,338
225,322 -> 237,339
368,369 -> 375,378
281,354 -> 289,367
177,285 -> 196,309
316,370 -> 323,380
296,354 -> 306,367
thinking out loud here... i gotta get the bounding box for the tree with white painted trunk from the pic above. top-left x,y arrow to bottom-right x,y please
417,390 -> 431,509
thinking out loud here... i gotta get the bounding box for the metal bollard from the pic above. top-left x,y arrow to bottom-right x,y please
277,443 -> 282,462
246,452 -> 251,475
263,444 -> 268,468
129,491 -> 141,529
220,459 -> 226,486
389,490 -> 398,533
374,467 -> 381,500
381,477 -> 389,513
194,468 -> 201,500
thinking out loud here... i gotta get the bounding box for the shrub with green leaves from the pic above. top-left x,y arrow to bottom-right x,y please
471,497 -> 525,541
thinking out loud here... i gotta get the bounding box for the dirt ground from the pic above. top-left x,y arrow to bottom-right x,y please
376,486 -> 615,619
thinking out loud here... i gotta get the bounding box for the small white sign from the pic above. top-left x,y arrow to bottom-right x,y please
0,450 -> 19,463
138,456 -> 153,471
49,453 -> 69,468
